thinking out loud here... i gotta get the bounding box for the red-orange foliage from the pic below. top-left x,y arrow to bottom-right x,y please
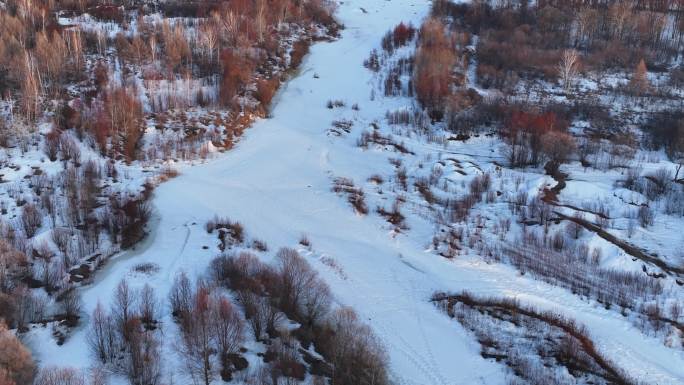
289,40 -> 310,70
219,50 -> 255,107
413,18 -> 456,119
507,110 -> 566,136
92,87 -> 144,161
505,109 -> 571,166
393,22 -> 416,47
255,78 -> 279,109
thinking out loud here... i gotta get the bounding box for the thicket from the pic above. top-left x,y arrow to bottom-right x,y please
209,249 -> 390,385
433,0 -> 684,89
87,280 -> 162,385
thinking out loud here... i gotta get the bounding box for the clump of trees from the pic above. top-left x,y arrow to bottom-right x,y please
87,279 -> 161,385
433,0 -> 684,89
503,107 -> 575,169
168,273 -> 245,384
91,87 -> 145,162
381,22 -> 416,54
1,0 -> 339,170
209,248 -> 390,385
413,18 -> 459,120
0,2 -> 84,122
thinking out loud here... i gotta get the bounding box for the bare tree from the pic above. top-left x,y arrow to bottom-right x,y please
60,287 -> 81,326
12,285 -> 41,330
255,0 -> 267,44
138,284 -> 158,327
238,291 -> 281,341
51,228 -> 72,265
671,302 -> 681,321
671,119 -> 684,182
275,248 -> 318,319
210,295 -> 244,373
21,51 -> 42,121
608,1 -> 632,40
177,284 -> 215,385
112,279 -> 135,339
557,49 -> 579,92
87,301 -> 117,364
301,279 -> 331,328
575,7 -> 598,47
541,130 -> 577,168
322,308 -> 389,385
34,240 -> 55,288
199,22 -> 219,63
127,318 -> 161,385
35,366 -> 85,385
215,11 -> 238,46
89,367 -> 108,385
169,271 -> 193,318
0,240 -> 26,294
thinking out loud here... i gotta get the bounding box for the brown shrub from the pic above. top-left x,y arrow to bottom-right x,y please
219,50 -> 255,107
289,40 -> 310,69
316,308 -> 390,385
332,177 -> 368,214
0,322 -> 35,385
255,78 -> 279,109
20,203 -> 42,238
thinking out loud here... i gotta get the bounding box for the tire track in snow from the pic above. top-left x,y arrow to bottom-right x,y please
374,267 -> 449,385
410,279 -> 449,385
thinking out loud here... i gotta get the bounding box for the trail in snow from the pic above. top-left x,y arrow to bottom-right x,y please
28,1 -> 684,384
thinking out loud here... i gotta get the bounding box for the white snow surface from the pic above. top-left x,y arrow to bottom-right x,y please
27,1 -> 684,384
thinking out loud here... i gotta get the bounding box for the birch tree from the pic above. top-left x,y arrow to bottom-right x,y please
557,49 -> 579,92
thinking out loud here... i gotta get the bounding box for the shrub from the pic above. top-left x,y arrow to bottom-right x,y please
432,292 -> 635,385
251,239 -> 268,252
317,308 -> 390,385
44,128 -> 61,161
0,322 -> 35,385
332,178 -> 368,214
169,272 -> 193,318
289,40 -> 310,69
255,78 -> 279,109
299,234 -> 311,247
114,197 -> 151,249
20,203 -> 42,238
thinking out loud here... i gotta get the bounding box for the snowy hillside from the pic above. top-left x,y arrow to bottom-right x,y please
2,0 -> 684,385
